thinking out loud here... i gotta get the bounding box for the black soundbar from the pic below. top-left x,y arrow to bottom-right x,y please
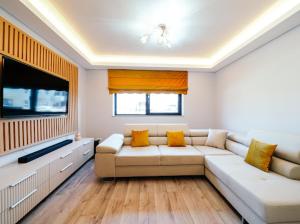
18,139 -> 73,163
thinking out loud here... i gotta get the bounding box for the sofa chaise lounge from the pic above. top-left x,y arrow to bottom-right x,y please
95,124 -> 300,224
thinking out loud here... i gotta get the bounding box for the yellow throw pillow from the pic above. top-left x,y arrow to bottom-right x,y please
245,139 -> 277,172
131,130 -> 149,147
167,131 -> 186,147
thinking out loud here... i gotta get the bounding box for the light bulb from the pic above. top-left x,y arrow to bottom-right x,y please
140,35 -> 149,44
157,37 -> 164,45
166,41 -> 172,48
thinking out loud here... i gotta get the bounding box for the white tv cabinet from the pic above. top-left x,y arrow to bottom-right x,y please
0,138 -> 94,224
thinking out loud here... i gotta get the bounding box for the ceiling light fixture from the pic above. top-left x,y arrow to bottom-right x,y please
140,24 -> 172,48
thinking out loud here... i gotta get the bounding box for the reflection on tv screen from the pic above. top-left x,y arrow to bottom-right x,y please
35,90 -> 68,112
3,88 -> 31,110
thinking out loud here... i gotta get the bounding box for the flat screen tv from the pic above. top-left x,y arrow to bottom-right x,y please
0,56 -> 69,118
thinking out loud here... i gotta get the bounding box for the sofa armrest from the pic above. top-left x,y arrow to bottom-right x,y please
95,153 -> 116,178
96,134 -> 124,154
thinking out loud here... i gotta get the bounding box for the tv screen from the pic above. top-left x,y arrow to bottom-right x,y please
1,56 -> 69,118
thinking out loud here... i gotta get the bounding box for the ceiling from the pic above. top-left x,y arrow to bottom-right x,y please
50,0 -> 274,58
1,0 -> 300,70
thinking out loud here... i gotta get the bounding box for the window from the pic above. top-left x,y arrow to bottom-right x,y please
114,93 -> 182,115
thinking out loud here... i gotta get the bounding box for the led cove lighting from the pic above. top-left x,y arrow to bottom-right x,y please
20,0 -> 300,68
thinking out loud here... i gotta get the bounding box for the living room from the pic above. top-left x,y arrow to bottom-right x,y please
0,1 -> 300,224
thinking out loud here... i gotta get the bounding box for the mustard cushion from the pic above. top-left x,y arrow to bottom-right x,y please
245,139 -> 277,172
167,131 -> 186,147
131,130 -> 149,147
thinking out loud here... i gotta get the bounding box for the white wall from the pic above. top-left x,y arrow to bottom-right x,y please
77,67 -> 88,136
216,25 -> 300,135
85,70 -> 216,138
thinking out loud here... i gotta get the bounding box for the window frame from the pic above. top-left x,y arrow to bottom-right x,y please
114,93 -> 182,116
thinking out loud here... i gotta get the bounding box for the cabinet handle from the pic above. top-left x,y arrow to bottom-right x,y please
83,142 -> 90,146
60,151 -> 72,159
10,172 -> 37,187
83,151 -> 90,156
10,189 -> 37,209
60,163 -> 73,173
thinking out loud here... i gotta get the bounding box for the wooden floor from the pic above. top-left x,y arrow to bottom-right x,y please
20,160 -> 241,224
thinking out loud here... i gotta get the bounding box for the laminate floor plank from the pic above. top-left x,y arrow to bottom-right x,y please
20,160 -> 241,224
100,181 -> 129,224
196,179 -> 241,224
120,180 -> 140,224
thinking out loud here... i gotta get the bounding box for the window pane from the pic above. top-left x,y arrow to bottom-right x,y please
150,94 -> 179,113
116,93 -> 146,114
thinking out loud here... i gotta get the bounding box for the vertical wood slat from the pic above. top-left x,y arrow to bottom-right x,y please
9,122 -> 14,149
14,30 -> 19,57
4,122 -> 9,151
9,25 -> 14,55
0,122 -> 4,153
0,20 -> 4,52
19,121 -> 23,147
14,121 -> 19,148
4,22 -> 9,53
23,121 -> 27,146
0,16 -> 78,154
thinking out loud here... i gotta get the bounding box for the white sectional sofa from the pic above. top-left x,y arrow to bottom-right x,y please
95,124 -> 300,224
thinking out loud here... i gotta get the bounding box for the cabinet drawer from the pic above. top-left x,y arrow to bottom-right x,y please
50,161 -> 74,192
0,172 -> 37,214
0,180 -> 49,224
50,150 -> 75,177
79,142 -> 94,164
0,165 -> 49,214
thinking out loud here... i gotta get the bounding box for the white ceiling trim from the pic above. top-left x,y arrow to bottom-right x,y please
19,0 -> 300,70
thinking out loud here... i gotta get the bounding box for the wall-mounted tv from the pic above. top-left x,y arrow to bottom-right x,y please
0,56 -> 69,118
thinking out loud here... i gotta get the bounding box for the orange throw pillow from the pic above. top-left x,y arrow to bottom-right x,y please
245,139 -> 277,172
131,130 -> 149,147
167,131 -> 186,147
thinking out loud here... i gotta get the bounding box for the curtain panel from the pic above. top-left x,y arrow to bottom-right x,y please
108,69 -> 188,94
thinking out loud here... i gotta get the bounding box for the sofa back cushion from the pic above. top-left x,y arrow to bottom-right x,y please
189,129 -> 208,146
248,130 -> 300,165
227,131 -> 300,180
156,124 -> 189,137
124,123 -> 189,137
226,139 -> 248,157
124,136 -> 192,146
190,129 -> 208,137
124,124 -> 157,137
191,137 -> 207,145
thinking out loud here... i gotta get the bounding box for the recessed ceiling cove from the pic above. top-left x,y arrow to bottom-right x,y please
9,0 -> 300,70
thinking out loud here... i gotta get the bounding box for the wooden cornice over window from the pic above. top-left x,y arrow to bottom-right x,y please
108,69 -> 188,94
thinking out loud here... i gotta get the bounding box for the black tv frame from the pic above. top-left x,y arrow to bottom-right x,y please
0,55 -> 69,118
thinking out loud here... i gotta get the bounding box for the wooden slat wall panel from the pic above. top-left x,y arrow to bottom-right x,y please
0,16 -> 78,154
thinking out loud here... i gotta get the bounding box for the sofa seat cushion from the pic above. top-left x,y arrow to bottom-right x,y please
116,146 -> 160,166
159,145 -> 204,165
205,155 -> 300,223
195,146 -> 233,156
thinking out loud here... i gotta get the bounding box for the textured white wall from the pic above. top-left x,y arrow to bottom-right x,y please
215,25 -> 300,134
77,67 -> 88,136
84,70 -> 216,138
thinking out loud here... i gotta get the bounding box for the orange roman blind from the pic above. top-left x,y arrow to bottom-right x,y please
108,69 -> 188,94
